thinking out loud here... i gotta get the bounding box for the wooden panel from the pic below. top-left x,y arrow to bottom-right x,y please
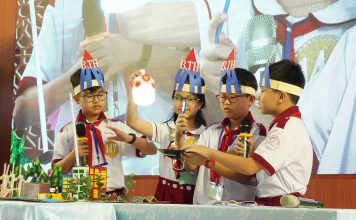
127,175 -> 159,197
0,0 -> 17,173
130,175 -> 356,208
304,174 -> 356,209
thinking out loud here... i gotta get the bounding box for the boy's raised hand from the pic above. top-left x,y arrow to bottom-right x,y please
106,125 -> 132,143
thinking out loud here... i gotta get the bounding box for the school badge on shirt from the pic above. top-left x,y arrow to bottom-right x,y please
185,136 -> 197,145
105,140 -> 120,158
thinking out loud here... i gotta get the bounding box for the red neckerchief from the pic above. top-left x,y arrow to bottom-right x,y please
209,111 -> 253,184
172,132 -> 194,179
252,1 -> 324,61
268,106 -> 301,131
275,15 -> 322,61
76,110 -> 107,167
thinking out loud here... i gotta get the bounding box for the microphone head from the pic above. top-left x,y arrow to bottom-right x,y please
240,118 -> 251,134
76,122 -> 86,137
245,15 -> 277,73
280,195 -> 300,208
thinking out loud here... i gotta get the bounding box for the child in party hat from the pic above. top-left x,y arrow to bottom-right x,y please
126,49 -> 207,204
53,50 -> 156,199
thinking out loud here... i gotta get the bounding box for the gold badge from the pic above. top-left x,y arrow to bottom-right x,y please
105,140 -> 120,158
296,35 -> 339,81
185,136 -> 197,145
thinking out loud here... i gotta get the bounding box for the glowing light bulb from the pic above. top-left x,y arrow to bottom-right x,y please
132,69 -> 156,106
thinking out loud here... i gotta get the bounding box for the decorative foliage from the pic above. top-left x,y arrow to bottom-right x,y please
61,176 -> 92,201
49,163 -> 63,189
10,130 -> 29,167
125,173 -> 136,192
23,158 -> 48,183
94,173 -> 106,201
117,173 -> 136,201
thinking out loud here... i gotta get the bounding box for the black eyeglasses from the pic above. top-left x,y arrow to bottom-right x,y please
80,91 -> 108,103
173,96 -> 200,104
216,94 -> 250,103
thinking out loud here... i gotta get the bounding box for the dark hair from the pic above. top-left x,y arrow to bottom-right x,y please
269,59 -> 305,104
70,69 -> 82,88
70,69 -> 103,93
221,68 -> 258,91
166,77 -> 207,127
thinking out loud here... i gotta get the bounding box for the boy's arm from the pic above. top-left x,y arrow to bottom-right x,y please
53,127 -> 77,174
55,150 -> 76,174
131,137 -> 157,155
208,149 -> 263,176
212,162 -> 253,184
106,125 -> 157,155
182,144 -> 264,176
183,149 -> 254,183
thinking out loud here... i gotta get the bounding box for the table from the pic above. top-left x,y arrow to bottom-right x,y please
0,201 -> 355,220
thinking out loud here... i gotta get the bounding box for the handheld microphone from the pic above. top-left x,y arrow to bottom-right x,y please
76,122 -> 88,166
238,118 -> 252,158
245,15 -> 278,73
280,195 -> 323,208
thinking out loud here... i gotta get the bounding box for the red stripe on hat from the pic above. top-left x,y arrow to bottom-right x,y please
222,48 -> 235,70
82,50 -> 99,69
180,49 -> 199,72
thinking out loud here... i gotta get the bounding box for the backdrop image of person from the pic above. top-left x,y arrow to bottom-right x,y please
11,0 -> 356,175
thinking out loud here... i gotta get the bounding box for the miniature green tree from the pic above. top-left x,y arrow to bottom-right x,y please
23,158 -> 48,183
95,173 -> 107,201
10,130 -> 29,173
49,163 -> 63,189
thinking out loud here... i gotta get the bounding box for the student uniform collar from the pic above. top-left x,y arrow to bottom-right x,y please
169,120 -> 205,135
217,111 -> 256,130
76,110 -> 107,125
253,0 -> 356,25
269,106 -> 301,131
189,125 -> 206,135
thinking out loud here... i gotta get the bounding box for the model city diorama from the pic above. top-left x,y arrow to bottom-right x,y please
0,123 -> 148,202
0,51 -> 158,203
0,130 -> 107,202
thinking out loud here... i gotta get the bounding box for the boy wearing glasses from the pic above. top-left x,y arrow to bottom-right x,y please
182,50 -> 266,205
53,51 -> 156,199
184,60 -> 313,206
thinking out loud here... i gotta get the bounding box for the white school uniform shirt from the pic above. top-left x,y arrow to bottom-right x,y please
298,25 -> 356,174
20,0 -> 172,135
149,120 -> 206,182
53,112 -> 144,192
192,0 -> 356,125
251,106 -> 313,198
20,0 -> 83,134
193,112 -> 266,205
253,0 -> 356,80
